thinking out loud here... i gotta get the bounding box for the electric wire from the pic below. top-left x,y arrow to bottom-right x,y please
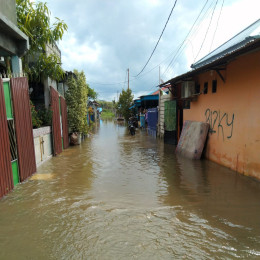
87,80 -> 126,86
88,57 -> 170,87
130,5 -> 215,81
134,0 -> 178,77
162,0 -> 214,77
193,0 -> 219,62
164,0 -> 217,78
87,0 -> 211,86
185,0 -> 216,43
209,0 -> 225,51
129,45 -> 181,79
161,0 -> 212,78
123,69 -> 128,89
87,0 -> 217,87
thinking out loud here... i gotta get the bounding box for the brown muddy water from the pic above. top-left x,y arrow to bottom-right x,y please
0,120 -> 260,259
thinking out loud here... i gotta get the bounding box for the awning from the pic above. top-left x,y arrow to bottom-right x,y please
140,94 -> 159,101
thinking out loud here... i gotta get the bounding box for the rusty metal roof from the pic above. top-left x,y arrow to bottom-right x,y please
191,19 -> 260,69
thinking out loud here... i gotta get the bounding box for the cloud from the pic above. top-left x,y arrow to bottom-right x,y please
60,33 -> 101,69
45,0 -> 259,101
185,0 -> 260,66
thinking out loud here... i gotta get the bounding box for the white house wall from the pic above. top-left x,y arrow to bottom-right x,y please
33,127 -> 53,166
158,94 -> 171,138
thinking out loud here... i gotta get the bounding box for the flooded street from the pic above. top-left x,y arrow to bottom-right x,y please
0,120 -> 260,259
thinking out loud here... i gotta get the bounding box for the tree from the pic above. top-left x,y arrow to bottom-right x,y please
87,85 -> 98,100
16,0 -> 68,81
65,70 -> 88,134
98,101 -> 114,110
116,88 -> 134,120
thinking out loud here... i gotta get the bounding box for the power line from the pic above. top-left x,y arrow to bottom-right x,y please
87,0 -> 211,87
129,47 -> 180,79
134,0 -> 178,77
87,61 -> 166,86
87,80 -> 126,86
193,0 -> 219,62
161,0 -> 213,77
209,0 -> 224,51
159,0 -> 216,79
161,0 -> 211,78
123,69 -> 128,89
87,0 -> 216,87
184,0 -> 216,43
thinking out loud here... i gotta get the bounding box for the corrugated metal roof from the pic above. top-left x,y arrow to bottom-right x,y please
151,86 -> 169,95
140,94 -> 159,101
191,19 -> 260,69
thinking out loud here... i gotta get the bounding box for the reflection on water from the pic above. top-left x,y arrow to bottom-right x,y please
0,120 -> 260,259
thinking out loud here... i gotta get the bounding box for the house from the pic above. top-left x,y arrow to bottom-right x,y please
0,0 -> 37,198
160,19 -> 260,180
28,42 -> 70,163
0,0 -> 28,74
132,87 -> 172,136
88,100 -> 100,122
157,85 -> 176,144
29,42 -> 63,109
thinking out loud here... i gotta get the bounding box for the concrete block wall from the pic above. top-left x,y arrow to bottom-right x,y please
33,127 -> 53,166
0,0 -> 17,25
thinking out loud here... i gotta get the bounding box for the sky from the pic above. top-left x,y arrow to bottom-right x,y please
44,0 -> 260,101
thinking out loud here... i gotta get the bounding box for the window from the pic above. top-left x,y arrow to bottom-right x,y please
183,100 -> 190,109
203,82 -> 208,94
195,84 -> 200,94
212,80 -> 217,93
8,120 -> 18,161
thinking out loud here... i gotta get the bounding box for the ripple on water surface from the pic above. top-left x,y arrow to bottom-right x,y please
0,121 -> 260,259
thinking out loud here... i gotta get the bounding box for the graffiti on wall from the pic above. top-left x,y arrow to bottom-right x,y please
205,108 -> 235,140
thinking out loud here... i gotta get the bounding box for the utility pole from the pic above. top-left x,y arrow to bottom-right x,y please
127,68 -> 129,90
159,66 -> 160,86
117,90 -> 119,101
158,66 -> 161,138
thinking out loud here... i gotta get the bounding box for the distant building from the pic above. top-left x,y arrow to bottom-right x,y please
88,100 -> 100,122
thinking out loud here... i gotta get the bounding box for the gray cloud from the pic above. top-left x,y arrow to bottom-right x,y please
45,0 -> 259,100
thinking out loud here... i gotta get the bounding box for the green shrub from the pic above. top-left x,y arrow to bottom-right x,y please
30,101 -> 42,128
65,70 -> 88,134
101,109 -> 115,118
37,106 -> 53,126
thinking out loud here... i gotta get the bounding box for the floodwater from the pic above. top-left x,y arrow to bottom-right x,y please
0,120 -> 260,259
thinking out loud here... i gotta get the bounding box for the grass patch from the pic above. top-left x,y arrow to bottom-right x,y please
101,109 -> 115,119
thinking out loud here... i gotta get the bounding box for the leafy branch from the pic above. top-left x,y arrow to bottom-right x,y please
16,0 -> 68,81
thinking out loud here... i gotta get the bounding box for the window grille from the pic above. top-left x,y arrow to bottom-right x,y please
203,82 -> 208,94
8,119 -> 18,161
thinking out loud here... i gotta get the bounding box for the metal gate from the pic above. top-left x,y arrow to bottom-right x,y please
147,108 -> 158,137
11,77 -> 36,181
51,87 -> 62,155
164,100 -> 177,145
0,79 -> 13,197
3,79 -> 19,186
